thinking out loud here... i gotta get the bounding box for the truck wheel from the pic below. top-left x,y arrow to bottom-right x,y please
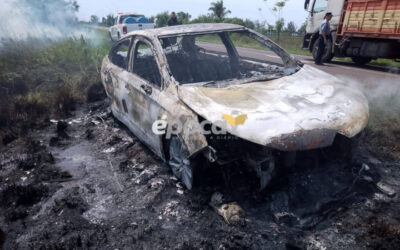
168,136 -> 196,190
312,39 -> 333,63
109,32 -> 114,42
352,57 -> 372,65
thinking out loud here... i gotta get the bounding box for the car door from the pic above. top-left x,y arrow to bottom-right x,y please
122,37 -> 164,156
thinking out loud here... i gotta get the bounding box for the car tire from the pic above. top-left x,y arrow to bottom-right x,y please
312,38 -> 333,63
168,136 -> 196,190
352,57 -> 372,65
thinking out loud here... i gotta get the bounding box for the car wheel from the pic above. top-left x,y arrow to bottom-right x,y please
312,39 -> 333,63
352,57 -> 372,65
168,136 -> 195,190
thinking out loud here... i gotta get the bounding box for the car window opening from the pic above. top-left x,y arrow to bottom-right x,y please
132,41 -> 162,88
159,31 -> 291,87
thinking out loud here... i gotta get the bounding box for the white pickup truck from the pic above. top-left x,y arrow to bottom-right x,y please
109,13 -> 155,41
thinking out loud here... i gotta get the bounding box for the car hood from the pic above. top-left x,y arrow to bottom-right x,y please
177,65 -> 369,150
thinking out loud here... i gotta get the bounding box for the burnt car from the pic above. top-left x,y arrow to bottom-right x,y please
101,23 -> 369,190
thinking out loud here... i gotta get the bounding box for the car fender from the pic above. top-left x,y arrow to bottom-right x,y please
157,82 -> 209,160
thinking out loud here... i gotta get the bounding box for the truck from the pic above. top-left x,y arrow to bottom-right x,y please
303,0 -> 400,65
109,13 -> 155,42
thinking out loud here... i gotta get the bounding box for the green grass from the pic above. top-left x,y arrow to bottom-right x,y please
196,33 -> 310,56
0,31 -> 111,142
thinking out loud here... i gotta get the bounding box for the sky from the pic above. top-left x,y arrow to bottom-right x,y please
76,0 -> 308,27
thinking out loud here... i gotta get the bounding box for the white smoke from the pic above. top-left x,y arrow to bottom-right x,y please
339,74 -> 400,126
0,0 -> 90,42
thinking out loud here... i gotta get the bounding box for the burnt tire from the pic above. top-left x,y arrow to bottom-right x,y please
352,57 -> 372,65
312,38 -> 334,63
168,136 -> 196,190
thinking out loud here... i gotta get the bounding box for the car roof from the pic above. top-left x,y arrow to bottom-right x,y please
126,23 -> 246,38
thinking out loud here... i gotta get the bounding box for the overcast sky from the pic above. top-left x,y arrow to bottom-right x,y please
76,0 -> 308,27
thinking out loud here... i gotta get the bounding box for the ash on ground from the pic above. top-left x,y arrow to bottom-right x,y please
1,100 -> 399,249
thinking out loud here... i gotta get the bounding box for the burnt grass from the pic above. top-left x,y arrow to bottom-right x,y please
0,98 -> 398,250
1,38 -> 400,249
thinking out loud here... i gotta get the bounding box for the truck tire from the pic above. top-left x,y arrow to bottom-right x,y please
109,32 -> 114,42
352,57 -> 372,65
312,39 -> 334,63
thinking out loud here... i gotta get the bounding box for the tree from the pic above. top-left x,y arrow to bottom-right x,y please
191,14 -> 218,24
272,0 -> 288,41
208,0 -> 231,20
298,21 -> 307,35
155,11 -> 170,27
243,19 -> 256,29
101,14 -> 115,26
90,15 -> 99,24
177,12 -> 191,24
275,18 -> 285,40
148,16 -> 155,23
286,21 -> 296,34
267,24 -> 275,34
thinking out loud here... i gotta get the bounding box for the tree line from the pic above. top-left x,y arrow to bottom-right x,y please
88,0 -> 307,38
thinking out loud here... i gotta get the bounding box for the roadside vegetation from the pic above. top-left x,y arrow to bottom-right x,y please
0,34 -> 111,145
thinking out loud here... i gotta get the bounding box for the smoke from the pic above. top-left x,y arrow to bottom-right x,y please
340,74 -> 400,128
0,0 -> 96,44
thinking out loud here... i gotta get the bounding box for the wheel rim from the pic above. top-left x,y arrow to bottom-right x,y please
169,137 -> 193,190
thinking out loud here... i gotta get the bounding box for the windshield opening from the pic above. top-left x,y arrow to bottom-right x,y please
159,30 -> 297,87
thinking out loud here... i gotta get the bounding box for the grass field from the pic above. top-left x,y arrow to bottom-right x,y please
0,32 -> 112,142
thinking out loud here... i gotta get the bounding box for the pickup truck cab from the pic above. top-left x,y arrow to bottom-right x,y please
109,13 -> 155,41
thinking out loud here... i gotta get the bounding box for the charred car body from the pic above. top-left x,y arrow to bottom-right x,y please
101,23 -> 369,190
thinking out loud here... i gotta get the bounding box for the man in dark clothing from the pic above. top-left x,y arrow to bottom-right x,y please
168,12 -> 178,26
315,12 -> 333,65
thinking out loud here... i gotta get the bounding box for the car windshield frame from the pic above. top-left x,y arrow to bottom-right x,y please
157,29 -> 302,87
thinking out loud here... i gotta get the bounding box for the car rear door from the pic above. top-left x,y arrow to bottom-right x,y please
124,37 -> 164,156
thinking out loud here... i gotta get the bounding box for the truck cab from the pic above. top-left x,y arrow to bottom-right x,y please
303,0 -> 344,62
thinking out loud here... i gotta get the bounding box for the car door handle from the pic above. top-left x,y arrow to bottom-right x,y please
140,84 -> 152,95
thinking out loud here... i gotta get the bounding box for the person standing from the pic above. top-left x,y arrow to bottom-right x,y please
168,12 -> 179,26
315,12 -> 333,65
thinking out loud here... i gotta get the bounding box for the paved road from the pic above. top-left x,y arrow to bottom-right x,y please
198,42 -> 400,89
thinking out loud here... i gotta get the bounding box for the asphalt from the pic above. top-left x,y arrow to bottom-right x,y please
198,42 -> 400,89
